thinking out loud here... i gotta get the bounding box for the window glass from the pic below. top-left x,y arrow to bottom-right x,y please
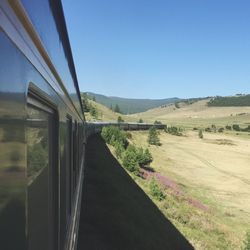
27,104 -> 53,250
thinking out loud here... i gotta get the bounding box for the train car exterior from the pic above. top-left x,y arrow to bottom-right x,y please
0,1 -> 167,249
0,1 -> 85,250
85,122 -> 166,138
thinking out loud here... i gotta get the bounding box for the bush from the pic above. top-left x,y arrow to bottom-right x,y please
114,141 -> 125,159
101,126 -> 127,147
241,125 -> 250,132
165,126 -> 182,136
136,147 -> 153,167
148,126 -> 161,146
149,178 -> 165,201
174,102 -> 180,108
154,120 -> 162,125
198,129 -> 203,139
117,116 -> 124,123
138,118 -> 143,123
225,125 -> 232,130
218,127 -> 224,133
211,124 -> 217,132
89,104 -> 98,118
242,230 -> 250,250
232,124 -> 240,131
193,127 -> 198,131
122,145 -> 140,174
205,127 -> 212,132
126,132 -> 132,139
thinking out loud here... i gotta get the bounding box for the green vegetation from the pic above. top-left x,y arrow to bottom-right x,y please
242,230 -> 250,250
233,124 -> 241,131
81,134 -> 193,250
154,120 -> 162,125
81,93 -> 100,119
148,126 -> 161,146
125,130 -> 250,249
218,127 -> 224,133
174,102 -> 180,108
101,126 -> 127,147
122,145 -> 140,175
231,124 -> 250,132
208,95 -> 250,107
136,147 -> 153,167
165,126 -> 183,136
117,116 -> 124,123
138,118 -> 143,123
101,126 -> 153,176
198,129 -> 203,139
149,178 -> 165,201
83,92 -> 179,114
114,104 -> 121,113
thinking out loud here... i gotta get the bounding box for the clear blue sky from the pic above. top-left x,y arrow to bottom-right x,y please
62,0 -> 250,99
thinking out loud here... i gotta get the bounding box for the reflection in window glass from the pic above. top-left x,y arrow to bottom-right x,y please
27,105 -> 52,250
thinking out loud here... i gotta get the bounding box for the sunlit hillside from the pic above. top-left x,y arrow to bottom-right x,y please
128,98 -> 250,129
84,100 -> 136,122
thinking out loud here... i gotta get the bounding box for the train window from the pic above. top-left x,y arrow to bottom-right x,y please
27,97 -> 57,250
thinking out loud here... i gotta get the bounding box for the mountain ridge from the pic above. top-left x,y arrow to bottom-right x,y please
83,92 -> 180,114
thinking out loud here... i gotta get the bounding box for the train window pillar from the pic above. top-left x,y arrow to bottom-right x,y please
66,116 -> 73,224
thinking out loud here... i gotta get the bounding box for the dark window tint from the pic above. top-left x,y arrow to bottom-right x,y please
27,103 -> 55,250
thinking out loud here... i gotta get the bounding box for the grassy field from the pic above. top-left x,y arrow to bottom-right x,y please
85,100 -> 137,122
128,129 -> 250,249
128,99 -> 250,128
78,135 -> 193,250
87,97 -> 250,248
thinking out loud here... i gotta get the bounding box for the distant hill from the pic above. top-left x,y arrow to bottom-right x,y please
83,92 -> 180,114
208,95 -> 250,107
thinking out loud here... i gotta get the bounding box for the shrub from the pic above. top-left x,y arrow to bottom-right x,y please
101,126 -> 127,147
165,126 -> 182,136
174,102 -> 180,108
193,127 -> 198,131
225,125 -> 232,130
114,141 -> 125,159
211,124 -> 217,132
218,127 -> 224,133
148,126 -> 161,145
149,178 -> 165,201
117,116 -> 124,123
89,104 -> 98,118
154,120 -> 162,125
232,124 -> 240,131
114,104 -> 121,113
242,230 -> 250,250
122,145 -> 140,174
126,132 -> 132,139
138,118 -> 143,123
205,127 -> 212,132
136,147 -> 153,167
241,125 -> 250,132
198,129 -> 203,139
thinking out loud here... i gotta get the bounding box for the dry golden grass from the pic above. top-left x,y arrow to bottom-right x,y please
130,130 -> 250,241
85,100 -> 136,122
128,99 -> 250,129
96,98 -> 250,248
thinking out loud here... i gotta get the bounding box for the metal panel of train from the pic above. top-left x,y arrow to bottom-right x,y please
0,1 -> 84,249
85,122 -> 166,138
0,1 -> 166,250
